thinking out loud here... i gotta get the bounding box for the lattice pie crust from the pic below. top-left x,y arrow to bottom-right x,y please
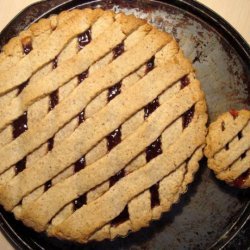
0,9 -> 207,243
205,110 -> 250,189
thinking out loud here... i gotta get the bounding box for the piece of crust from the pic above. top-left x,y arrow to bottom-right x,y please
204,109 -> 250,188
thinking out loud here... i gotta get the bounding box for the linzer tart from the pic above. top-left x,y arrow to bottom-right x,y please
0,8 -> 207,243
205,110 -> 250,189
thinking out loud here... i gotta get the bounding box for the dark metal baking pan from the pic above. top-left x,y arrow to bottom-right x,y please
0,0 -> 249,249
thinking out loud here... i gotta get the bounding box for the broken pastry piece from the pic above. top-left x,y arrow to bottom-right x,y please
205,109 -> 250,189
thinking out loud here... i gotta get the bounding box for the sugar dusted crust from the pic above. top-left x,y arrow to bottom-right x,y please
205,110 -> 250,189
0,8 -> 207,243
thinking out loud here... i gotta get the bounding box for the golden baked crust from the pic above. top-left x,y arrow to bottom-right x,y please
205,110 -> 250,189
0,8 -> 207,243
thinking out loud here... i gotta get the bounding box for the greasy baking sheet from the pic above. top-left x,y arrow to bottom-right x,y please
0,0 -> 249,249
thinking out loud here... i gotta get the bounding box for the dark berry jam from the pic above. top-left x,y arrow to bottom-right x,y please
49,90 -> 59,111
182,106 -> 195,129
22,42 -> 32,55
145,56 -> 155,74
113,42 -> 124,59
180,76 -> 190,89
233,170 -> 249,188
15,157 -> 26,174
17,80 -> 28,95
78,110 -> 85,124
74,156 -> 86,173
144,98 -> 159,119
44,180 -> 52,191
47,137 -> 54,152
12,112 -> 28,138
78,29 -> 91,49
110,170 -> 125,187
78,70 -> 89,84
146,137 -> 162,162
73,194 -> 87,210
108,82 -> 122,102
52,56 -> 58,70
150,183 -> 160,207
229,109 -> 238,119
238,131 -> 243,140
107,127 -> 121,151
241,151 -> 247,159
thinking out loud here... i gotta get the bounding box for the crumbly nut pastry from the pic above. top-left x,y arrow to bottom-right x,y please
205,110 -> 250,189
0,8 -> 207,243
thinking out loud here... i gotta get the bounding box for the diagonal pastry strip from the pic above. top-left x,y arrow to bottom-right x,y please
49,112 -> 206,242
0,9 -> 103,95
19,79 -> 201,231
0,14 -> 145,131
0,28 -> 171,175
0,60 -> 191,211
211,133 -> 250,172
217,150 -> 250,182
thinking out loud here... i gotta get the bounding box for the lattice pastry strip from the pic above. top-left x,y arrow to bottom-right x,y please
43,10 -> 116,185
205,110 -> 250,188
70,144 -> 204,242
0,9 -> 207,243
